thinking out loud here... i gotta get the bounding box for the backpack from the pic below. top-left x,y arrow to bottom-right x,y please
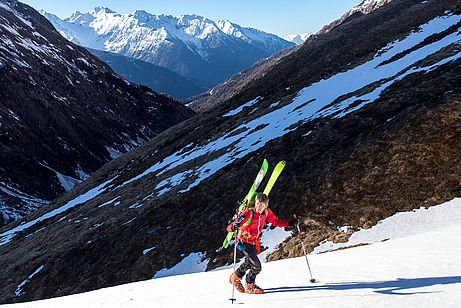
237,193 -> 267,254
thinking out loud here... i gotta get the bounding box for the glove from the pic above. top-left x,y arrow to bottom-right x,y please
231,221 -> 241,231
232,214 -> 246,231
288,214 -> 298,227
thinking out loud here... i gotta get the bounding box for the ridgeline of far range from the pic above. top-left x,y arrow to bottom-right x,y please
43,7 -> 295,97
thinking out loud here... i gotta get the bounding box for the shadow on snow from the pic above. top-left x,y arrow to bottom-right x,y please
264,276 -> 461,295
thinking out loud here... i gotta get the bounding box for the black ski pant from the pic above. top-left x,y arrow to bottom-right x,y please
235,242 -> 261,284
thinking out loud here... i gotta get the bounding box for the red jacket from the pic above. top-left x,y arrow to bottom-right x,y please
227,208 -> 289,245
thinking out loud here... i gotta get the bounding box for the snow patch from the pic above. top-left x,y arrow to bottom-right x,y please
153,252 -> 208,278
15,265 -> 44,297
314,198 -> 461,253
106,146 -> 123,159
259,226 -> 293,262
75,165 -> 90,181
0,178 -> 114,246
38,163 -> 81,191
223,97 -> 261,117
98,196 -> 121,208
143,246 -> 156,255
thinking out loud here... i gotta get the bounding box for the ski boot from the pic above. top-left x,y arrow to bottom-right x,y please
245,282 -> 264,294
229,272 -> 245,293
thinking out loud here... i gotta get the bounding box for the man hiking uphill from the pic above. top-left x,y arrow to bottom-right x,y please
227,193 -> 296,294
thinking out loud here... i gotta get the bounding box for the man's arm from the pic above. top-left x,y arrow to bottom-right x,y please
266,208 -> 289,228
226,210 -> 251,232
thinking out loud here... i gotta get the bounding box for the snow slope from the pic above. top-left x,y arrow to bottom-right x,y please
4,199 -> 461,307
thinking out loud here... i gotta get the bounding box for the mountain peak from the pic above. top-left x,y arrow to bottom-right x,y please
177,14 -> 214,26
284,33 -> 312,44
216,19 -> 239,36
132,9 -> 151,19
92,7 -> 115,15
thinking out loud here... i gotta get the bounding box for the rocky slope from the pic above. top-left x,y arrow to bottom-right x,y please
43,8 -> 294,88
1,0 -> 460,304
0,0 -> 195,226
188,0 -> 395,113
187,44 -> 299,112
318,0 -> 394,34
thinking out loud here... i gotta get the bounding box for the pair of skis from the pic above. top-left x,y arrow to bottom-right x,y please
222,159 -> 286,248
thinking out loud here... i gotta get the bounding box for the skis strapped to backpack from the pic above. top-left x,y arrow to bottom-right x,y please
222,160 -> 286,248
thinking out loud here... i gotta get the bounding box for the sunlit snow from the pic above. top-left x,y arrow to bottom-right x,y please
5,198 -> 461,307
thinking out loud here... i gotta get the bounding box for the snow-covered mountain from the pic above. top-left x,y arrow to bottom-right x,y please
0,0 -> 194,226
351,0 -> 395,15
284,33 -> 311,45
1,0 -> 461,304
42,8 -> 294,88
4,199 -> 461,307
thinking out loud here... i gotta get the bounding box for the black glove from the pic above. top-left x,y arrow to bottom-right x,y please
231,221 -> 241,231
288,214 -> 298,227
232,215 -> 246,231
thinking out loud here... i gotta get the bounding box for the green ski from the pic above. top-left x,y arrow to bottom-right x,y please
262,160 -> 286,196
223,159 -> 268,248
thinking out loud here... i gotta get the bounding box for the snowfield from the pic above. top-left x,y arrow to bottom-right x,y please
4,199 -> 461,307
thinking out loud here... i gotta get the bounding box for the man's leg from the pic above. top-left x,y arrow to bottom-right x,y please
235,251 -> 251,278
241,243 -> 261,283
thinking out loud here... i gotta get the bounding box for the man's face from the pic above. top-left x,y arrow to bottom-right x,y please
255,199 -> 268,214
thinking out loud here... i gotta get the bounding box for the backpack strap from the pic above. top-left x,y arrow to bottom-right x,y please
243,208 -> 268,227
243,208 -> 254,226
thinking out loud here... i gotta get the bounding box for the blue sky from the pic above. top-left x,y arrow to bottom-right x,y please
22,0 -> 360,37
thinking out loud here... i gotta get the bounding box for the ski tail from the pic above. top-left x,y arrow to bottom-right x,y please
242,159 -> 268,205
223,159 -> 269,248
262,161 -> 286,196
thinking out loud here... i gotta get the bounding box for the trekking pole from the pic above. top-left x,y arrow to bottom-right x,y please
296,220 -> 316,283
229,233 -> 238,304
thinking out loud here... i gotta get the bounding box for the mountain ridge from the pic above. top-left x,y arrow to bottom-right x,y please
42,8 -> 294,88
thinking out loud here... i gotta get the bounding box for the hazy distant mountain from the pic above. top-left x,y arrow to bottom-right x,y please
42,8 -> 294,88
87,49 -> 206,99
